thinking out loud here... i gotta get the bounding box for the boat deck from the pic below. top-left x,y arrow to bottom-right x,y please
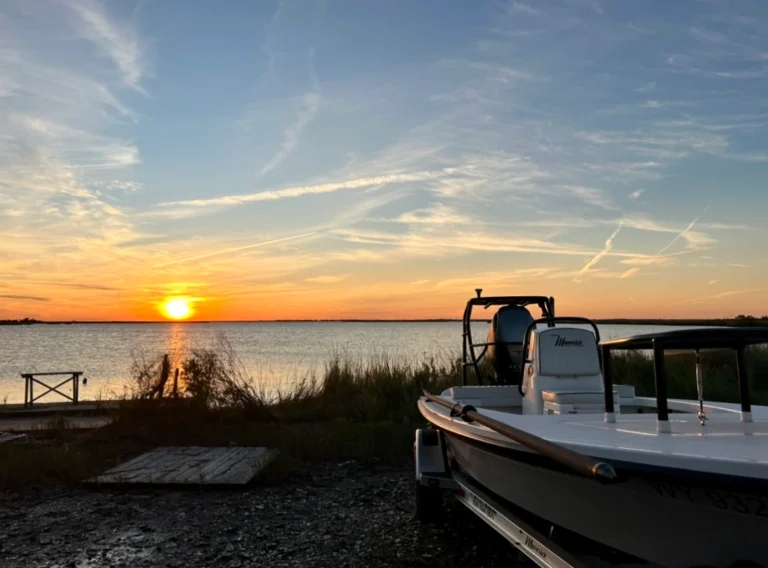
422,398 -> 768,479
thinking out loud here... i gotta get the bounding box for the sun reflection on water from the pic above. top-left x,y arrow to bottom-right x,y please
165,323 -> 191,394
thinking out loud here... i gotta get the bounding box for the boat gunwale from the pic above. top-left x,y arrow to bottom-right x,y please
419,397 -> 768,489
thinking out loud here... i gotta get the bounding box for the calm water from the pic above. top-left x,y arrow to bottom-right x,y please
0,322 -> 696,404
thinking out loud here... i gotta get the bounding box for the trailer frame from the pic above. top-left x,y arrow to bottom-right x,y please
415,426 -> 588,568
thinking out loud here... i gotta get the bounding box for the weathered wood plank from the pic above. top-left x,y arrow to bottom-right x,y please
102,448 -> 166,473
110,448 -> 204,483
0,433 -> 27,444
166,447 -> 230,484
90,448 -> 181,483
221,449 -> 276,484
85,446 -> 277,486
196,447 -> 251,483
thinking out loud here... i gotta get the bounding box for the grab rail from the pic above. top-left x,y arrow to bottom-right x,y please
423,391 -> 619,484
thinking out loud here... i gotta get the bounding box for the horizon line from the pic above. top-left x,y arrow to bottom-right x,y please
1,317 -> 764,325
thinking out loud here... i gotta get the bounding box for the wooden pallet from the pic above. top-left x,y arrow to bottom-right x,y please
84,446 -> 278,486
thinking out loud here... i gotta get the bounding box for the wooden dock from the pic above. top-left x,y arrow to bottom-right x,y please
0,433 -> 27,444
84,446 -> 278,486
0,401 -> 120,418
0,414 -> 112,433
0,400 -> 116,432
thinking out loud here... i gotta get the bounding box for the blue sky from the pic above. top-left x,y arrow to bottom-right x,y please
1,0 -> 767,320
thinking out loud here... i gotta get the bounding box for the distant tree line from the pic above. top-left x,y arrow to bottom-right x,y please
0,318 -> 42,325
732,315 -> 768,327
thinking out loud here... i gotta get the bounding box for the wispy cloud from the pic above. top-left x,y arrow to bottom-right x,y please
627,22 -> 652,34
306,274 -> 349,284
569,0 -> 603,14
61,0 -> 145,91
629,189 -> 644,200
433,268 -> 558,290
635,82 -> 656,92
438,59 -> 534,82
510,2 -> 541,16
582,161 -> 664,181
160,169 -> 458,209
561,185 -> 616,210
0,294 -> 51,302
13,280 -> 123,291
620,255 -> 679,267
656,206 -> 711,255
689,26 -> 726,44
674,288 -> 766,305
261,0 -> 285,78
335,228 -> 608,259
154,232 -> 319,268
573,223 -> 623,282
389,204 -> 472,225
259,91 -> 321,176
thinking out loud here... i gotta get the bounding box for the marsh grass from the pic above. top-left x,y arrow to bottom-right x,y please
612,345 -> 768,405
0,445 -> 99,487
4,337 -> 768,489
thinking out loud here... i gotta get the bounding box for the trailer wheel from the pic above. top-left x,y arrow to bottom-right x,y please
415,481 -> 443,524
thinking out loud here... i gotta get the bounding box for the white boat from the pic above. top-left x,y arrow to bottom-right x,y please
417,290 -> 768,568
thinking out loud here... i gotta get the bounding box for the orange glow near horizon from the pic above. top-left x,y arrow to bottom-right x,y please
161,298 -> 194,321
2,272 -> 768,322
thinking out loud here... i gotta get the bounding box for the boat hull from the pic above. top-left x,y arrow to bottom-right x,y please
445,431 -> 768,568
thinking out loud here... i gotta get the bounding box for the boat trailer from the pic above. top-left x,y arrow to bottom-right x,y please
414,426 -> 655,568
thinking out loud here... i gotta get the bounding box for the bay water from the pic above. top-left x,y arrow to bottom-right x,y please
0,322 -> 693,404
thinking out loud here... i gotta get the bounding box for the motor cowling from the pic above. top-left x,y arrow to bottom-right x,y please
486,305 -> 534,384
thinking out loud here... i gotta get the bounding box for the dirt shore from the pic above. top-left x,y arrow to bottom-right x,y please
0,459 -> 520,568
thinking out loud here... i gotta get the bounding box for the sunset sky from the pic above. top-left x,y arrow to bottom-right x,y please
1,0 -> 767,321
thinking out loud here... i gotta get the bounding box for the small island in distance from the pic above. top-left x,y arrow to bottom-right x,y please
2,315 -> 768,326
0,318 -> 43,325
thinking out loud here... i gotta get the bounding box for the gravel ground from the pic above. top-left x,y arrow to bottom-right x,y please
0,459 -> 522,568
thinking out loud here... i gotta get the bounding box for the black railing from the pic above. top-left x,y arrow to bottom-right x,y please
600,328 -> 768,425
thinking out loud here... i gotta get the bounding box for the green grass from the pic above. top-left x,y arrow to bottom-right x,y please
3,339 -> 768,489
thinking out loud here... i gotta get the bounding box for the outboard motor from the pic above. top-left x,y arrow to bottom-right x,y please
486,305 -> 534,384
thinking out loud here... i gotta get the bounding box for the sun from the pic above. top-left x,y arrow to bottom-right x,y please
162,298 -> 193,321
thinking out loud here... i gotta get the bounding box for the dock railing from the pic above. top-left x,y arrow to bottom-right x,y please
21,372 -> 83,407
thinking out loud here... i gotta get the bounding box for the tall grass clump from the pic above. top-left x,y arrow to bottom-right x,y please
124,337 -> 473,425
271,350 -> 465,424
